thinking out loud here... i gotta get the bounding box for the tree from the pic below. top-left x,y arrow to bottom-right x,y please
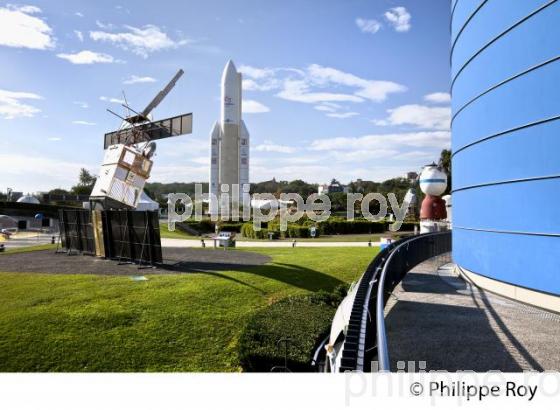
79,169 -> 96,186
71,168 -> 97,195
439,149 -> 452,194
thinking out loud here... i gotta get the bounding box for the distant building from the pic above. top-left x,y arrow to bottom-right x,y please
7,191 -> 23,202
16,195 -> 40,205
406,171 -> 418,181
318,180 -> 349,195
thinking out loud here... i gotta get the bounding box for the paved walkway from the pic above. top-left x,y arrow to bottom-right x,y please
161,238 -> 381,248
0,233 -> 55,249
384,256 -> 560,372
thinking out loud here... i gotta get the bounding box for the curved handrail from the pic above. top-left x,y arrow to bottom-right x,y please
376,231 -> 451,371
336,231 -> 451,372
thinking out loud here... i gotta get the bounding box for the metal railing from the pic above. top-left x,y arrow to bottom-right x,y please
337,231 -> 452,372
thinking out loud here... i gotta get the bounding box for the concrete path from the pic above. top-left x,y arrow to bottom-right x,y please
384,256 -> 560,372
0,233 -> 56,249
161,238 -> 381,248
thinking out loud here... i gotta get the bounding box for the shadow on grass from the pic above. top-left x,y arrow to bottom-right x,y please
160,261 -> 345,293
241,262 -> 344,293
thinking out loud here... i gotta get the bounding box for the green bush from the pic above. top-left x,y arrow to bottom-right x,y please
318,218 -> 387,235
396,221 -> 419,231
219,222 -> 244,233
238,294 -> 339,372
241,222 -> 270,239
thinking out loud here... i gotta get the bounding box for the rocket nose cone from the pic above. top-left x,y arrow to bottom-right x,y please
222,60 -> 238,82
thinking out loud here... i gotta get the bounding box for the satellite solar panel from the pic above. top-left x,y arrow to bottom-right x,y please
103,113 -> 193,149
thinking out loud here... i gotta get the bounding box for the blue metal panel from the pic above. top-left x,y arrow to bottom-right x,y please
454,179 -> 560,234
453,119 -> 560,189
453,229 -> 560,295
453,60 -> 560,152
452,1 -> 560,112
452,1 -> 560,295
451,0 -> 485,43
451,0 -> 551,79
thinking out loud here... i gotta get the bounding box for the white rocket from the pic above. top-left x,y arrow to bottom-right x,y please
209,60 -> 250,214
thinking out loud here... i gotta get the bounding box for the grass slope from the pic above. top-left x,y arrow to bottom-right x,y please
159,222 -> 196,239
0,247 -> 375,372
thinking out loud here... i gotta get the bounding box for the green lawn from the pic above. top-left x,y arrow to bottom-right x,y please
159,222 -> 197,239
1,244 -> 58,254
0,247 -> 375,372
237,233 -> 384,242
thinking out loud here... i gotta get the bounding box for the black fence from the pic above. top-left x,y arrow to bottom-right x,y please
337,231 -> 451,372
59,209 -> 96,255
102,210 -> 162,265
58,209 -> 162,265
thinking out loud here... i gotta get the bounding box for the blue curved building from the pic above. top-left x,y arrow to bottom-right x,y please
451,0 -> 560,311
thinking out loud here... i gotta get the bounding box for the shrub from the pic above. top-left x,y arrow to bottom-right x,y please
238,295 -> 338,372
318,218 -> 387,235
396,221 -> 419,231
240,222 -> 270,239
219,222 -> 244,233
308,284 -> 348,307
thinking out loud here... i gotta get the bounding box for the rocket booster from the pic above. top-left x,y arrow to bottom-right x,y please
209,60 -> 250,214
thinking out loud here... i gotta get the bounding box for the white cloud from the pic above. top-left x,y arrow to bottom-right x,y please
242,99 -> 270,114
376,104 -> 451,130
124,75 -> 157,85
240,64 -> 405,104
385,7 -> 411,32
75,12 -> 84,17
310,131 -> 450,151
326,112 -> 359,119
95,20 -> 114,30
99,96 -> 125,104
0,153 -> 93,191
48,137 -> 61,141
331,149 -> 399,162
315,102 -> 343,113
57,50 -> 116,64
356,18 -> 381,34
7,4 -> 42,14
237,64 -> 405,120
240,65 -> 280,91
0,5 -> 55,49
0,89 -> 43,119
424,92 -> 451,104
74,30 -> 83,42
242,78 -> 279,92
90,24 -> 191,58
255,142 -> 295,154
72,120 -> 96,125
306,64 -> 406,102
239,65 -> 275,79
73,101 -> 89,109
277,79 -> 364,104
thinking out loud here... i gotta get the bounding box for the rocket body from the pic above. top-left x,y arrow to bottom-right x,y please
209,60 -> 250,214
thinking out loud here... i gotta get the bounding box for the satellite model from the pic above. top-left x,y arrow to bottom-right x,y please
419,162 -> 448,233
90,69 -> 192,210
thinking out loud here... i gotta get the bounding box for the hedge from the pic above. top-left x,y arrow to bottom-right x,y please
241,222 -> 273,239
238,286 -> 347,372
239,219 -> 418,239
318,218 -> 386,235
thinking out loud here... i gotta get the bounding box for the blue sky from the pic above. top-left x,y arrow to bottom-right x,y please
0,0 -> 451,193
